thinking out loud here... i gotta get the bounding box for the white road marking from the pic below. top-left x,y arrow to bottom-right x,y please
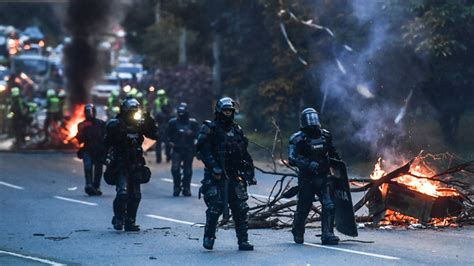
53,196 -> 98,206
146,212 -> 400,260
73,158 -> 82,162
146,214 -> 204,227
0,181 -> 24,190
0,250 -> 64,266
161,178 -> 200,187
159,178 -> 289,202
301,242 -> 401,260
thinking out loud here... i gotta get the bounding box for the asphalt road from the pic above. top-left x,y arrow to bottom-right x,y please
0,152 -> 473,265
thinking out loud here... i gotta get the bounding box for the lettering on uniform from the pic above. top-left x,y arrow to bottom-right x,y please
312,144 -> 324,150
127,133 -> 139,139
335,189 -> 349,201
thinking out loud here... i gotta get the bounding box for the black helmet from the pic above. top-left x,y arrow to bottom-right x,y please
215,97 -> 237,124
177,102 -> 188,115
215,97 -> 236,114
300,108 -> 321,129
120,98 -> 141,115
177,102 -> 189,120
84,104 -> 96,121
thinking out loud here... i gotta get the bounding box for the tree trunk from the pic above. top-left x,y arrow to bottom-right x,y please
178,27 -> 187,64
212,32 -> 222,97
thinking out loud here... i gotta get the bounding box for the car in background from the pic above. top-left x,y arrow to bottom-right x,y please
114,63 -> 144,82
91,74 -> 120,104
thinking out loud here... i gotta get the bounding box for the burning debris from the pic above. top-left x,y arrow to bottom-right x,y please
359,153 -> 473,227
243,125 -> 474,230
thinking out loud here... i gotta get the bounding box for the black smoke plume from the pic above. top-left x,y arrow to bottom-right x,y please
63,0 -> 113,105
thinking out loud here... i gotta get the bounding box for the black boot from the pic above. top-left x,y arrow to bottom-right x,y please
112,216 -> 124,231
292,227 -> 304,244
292,212 -> 306,244
124,218 -> 140,231
182,188 -> 192,197
321,211 -> 339,245
238,238 -> 254,251
84,172 -> 95,196
173,187 -> 181,197
203,236 -> 215,250
93,188 -> 103,196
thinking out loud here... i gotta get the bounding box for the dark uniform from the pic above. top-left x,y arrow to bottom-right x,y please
104,98 -> 159,231
197,97 -> 256,251
76,104 -> 106,196
167,103 -> 199,196
288,108 -> 341,245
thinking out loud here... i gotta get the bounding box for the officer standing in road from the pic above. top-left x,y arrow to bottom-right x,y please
288,108 -> 341,245
104,98 -> 158,232
167,103 -> 199,197
153,89 -> 171,163
43,89 -> 62,139
107,89 -> 121,120
8,87 -> 29,148
76,104 -> 106,196
196,97 -> 257,251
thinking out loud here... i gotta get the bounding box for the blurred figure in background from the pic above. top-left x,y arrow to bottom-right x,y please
8,87 -> 29,148
153,89 -> 171,163
167,102 -> 199,196
76,104 -> 106,196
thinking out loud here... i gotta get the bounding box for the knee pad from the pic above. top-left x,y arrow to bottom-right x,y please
238,201 -> 249,214
131,191 -> 142,201
206,205 -> 222,218
322,199 -> 335,213
116,192 -> 128,202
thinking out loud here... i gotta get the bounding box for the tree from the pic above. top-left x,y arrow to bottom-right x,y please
401,0 -> 474,143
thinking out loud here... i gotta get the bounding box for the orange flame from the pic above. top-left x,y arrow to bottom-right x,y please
370,157 -> 458,198
370,156 -> 460,226
63,104 -> 85,146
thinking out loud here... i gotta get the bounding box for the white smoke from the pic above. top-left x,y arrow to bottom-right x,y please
315,0 -> 416,162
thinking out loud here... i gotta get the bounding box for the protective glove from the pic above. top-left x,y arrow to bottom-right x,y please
309,161 -> 319,174
247,176 -> 257,186
212,166 -> 223,180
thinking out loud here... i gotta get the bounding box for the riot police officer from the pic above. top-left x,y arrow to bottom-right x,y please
76,104 -> 106,196
167,103 -> 199,196
104,98 -> 158,231
288,108 -> 341,245
197,97 -> 257,251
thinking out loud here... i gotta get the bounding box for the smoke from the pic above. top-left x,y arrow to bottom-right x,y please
63,0 -> 131,105
314,1 -> 420,166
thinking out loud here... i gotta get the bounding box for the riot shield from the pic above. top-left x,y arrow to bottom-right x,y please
330,159 -> 358,237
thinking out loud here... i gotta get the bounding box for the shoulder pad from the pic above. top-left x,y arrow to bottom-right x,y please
189,118 -> 198,123
199,121 -> 214,134
233,123 -> 243,132
168,117 -> 177,124
321,129 -> 331,137
106,118 -> 120,128
289,131 -> 305,144
203,120 -> 214,127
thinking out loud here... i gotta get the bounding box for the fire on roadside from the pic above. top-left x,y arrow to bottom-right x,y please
369,156 -> 461,226
61,104 -> 85,146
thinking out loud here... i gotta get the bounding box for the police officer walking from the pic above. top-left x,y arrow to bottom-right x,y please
76,104 -> 106,196
196,97 -> 257,251
167,103 -> 199,196
104,98 -> 158,231
288,108 -> 341,245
